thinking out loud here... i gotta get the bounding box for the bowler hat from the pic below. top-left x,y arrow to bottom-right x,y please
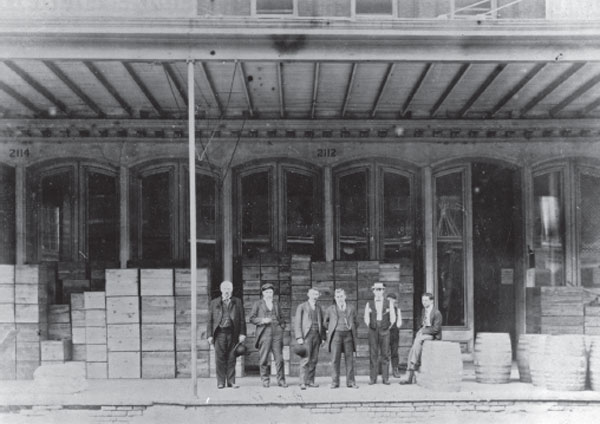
261,283 -> 275,292
233,342 -> 247,357
293,344 -> 308,358
371,282 -> 386,290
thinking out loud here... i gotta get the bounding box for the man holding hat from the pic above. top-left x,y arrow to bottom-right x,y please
364,282 -> 396,385
207,280 -> 246,389
250,283 -> 287,388
294,288 -> 325,390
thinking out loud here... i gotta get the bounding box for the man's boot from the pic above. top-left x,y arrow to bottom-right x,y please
392,365 -> 401,378
399,370 -> 415,385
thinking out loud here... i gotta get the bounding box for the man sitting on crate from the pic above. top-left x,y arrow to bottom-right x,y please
250,283 -> 288,388
399,292 -> 442,384
207,280 -> 247,389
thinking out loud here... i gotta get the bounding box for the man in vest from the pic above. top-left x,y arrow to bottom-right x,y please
324,288 -> 359,389
207,280 -> 247,389
399,292 -> 443,384
250,282 -> 287,388
364,282 -> 396,385
386,293 -> 403,378
294,287 -> 325,390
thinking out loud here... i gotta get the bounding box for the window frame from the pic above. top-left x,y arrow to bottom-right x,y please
251,0 -> 298,17
352,0 -> 397,20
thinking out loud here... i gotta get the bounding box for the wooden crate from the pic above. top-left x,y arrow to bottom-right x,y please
57,262 -> 87,281
48,323 -> 72,340
108,351 -> 141,379
107,324 -> 141,352
174,296 -> 209,324
86,326 -> 107,345
174,268 -> 210,296
41,340 -> 72,362
0,264 -> 15,285
16,360 -> 39,380
84,310 -> 107,327
142,351 -> 175,378
175,323 -> 205,351
0,303 -> 15,323
15,304 -> 47,324
49,304 -> 70,324
84,292 -> 106,310
141,324 -> 175,351
141,296 -> 175,324
86,361 -> 107,379
86,344 -> 107,362
105,269 -> 139,297
334,261 -> 357,279
140,269 -> 173,296
61,280 -> 91,303
175,350 -> 210,378
106,296 -> 140,324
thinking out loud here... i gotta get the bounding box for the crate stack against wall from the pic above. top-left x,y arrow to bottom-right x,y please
0,265 -> 16,379
242,255 -> 261,370
540,287 -> 584,334
15,265 -> 50,379
175,268 -> 211,378
585,301 -> 600,335
70,293 -> 86,361
41,303 -> 72,366
526,287 -> 542,333
59,261 -> 89,304
105,269 -> 140,379
84,291 -> 107,378
141,269 -> 175,378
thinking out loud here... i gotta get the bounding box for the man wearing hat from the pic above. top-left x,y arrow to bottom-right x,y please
294,288 -> 325,390
386,293 -> 402,378
250,283 -> 287,388
207,280 -> 246,389
364,282 -> 396,385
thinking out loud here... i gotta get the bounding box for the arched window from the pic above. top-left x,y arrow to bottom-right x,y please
333,160 -> 417,261
234,160 -> 322,259
131,161 -> 220,268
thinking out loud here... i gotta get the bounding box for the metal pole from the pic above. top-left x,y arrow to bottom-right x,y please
187,59 -> 198,397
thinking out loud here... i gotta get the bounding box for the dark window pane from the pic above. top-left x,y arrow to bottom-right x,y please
383,171 -> 412,261
579,172 -> 600,287
142,172 -> 171,260
338,171 -> 368,260
356,0 -> 392,14
286,171 -> 315,255
435,171 -> 465,326
87,172 -> 118,262
533,171 -> 565,286
241,171 -> 271,256
0,166 -> 15,264
196,173 -> 217,265
41,172 -> 72,261
257,0 -> 293,14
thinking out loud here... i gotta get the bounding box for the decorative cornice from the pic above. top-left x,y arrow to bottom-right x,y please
1,119 -> 599,144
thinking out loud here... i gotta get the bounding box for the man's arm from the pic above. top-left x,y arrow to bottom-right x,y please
396,306 -> 402,328
294,304 -> 303,343
363,302 -> 370,327
207,299 -> 214,344
421,310 -> 442,337
237,299 -> 247,342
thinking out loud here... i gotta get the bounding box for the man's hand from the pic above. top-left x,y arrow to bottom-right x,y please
208,337 -> 214,345
297,338 -> 304,345
239,335 -> 246,343
262,317 -> 272,324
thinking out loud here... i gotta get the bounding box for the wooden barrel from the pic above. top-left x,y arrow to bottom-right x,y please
417,341 -> 463,392
587,336 -> 600,391
516,334 -> 538,383
528,334 -> 548,387
474,332 -> 512,384
543,335 -> 587,391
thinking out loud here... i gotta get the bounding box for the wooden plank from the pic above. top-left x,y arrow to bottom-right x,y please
48,323 -> 72,340
48,305 -> 71,323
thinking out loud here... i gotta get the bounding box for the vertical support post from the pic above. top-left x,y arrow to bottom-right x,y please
324,165 -> 334,262
187,60 -> 198,396
119,165 -> 129,269
423,167 -> 434,293
15,164 -> 25,265
222,171 -> 233,281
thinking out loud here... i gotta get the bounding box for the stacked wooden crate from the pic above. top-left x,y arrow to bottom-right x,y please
242,256 -> 261,370
48,304 -> 71,340
15,265 -> 49,379
526,287 -> 542,334
174,268 -> 211,378
288,255 -> 312,376
141,269 -> 175,378
540,287 -> 584,334
59,261 -> 89,304
84,291 -> 107,378
40,339 -> 72,366
70,293 -> 86,361
0,265 -> 16,379
585,302 -> 600,335
105,269 -> 140,379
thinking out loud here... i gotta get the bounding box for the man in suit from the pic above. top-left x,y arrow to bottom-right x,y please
294,287 -> 325,390
399,292 -> 443,384
386,293 -> 402,378
364,282 -> 396,385
207,280 -> 246,389
249,283 -> 287,388
324,288 -> 359,389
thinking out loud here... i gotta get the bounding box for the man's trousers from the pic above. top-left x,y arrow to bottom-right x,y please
407,329 -> 434,371
368,324 -> 390,383
299,328 -> 321,385
214,328 -> 236,386
330,330 -> 355,386
258,325 -> 285,384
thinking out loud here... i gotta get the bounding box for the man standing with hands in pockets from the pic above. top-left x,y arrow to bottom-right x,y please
364,282 -> 396,385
